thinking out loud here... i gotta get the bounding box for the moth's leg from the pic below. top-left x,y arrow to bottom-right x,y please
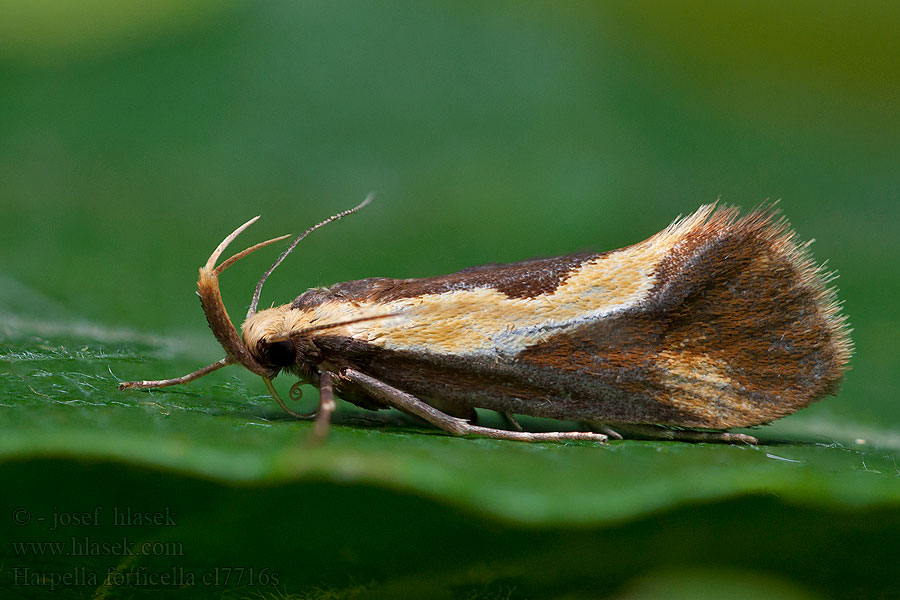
342,368 -> 607,443
585,423 -> 624,440
118,357 -> 233,390
613,424 -> 757,444
310,371 -> 337,442
500,411 -> 524,432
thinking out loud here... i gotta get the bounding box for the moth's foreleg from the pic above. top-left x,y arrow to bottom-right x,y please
118,357 -> 233,390
342,368 -> 607,444
263,374 -> 336,445
310,371 -> 337,443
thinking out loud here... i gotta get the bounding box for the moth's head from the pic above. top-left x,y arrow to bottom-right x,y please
195,195 -> 373,381
258,339 -> 298,368
120,198 -> 373,421
241,306 -> 311,372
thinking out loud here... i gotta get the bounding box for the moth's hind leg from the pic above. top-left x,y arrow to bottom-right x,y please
597,423 -> 757,444
499,411 -> 524,432
342,368 -> 607,444
582,423 -> 624,440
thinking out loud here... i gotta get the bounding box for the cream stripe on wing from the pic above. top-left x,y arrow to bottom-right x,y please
304,227 -> 685,355
245,205 -> 713,357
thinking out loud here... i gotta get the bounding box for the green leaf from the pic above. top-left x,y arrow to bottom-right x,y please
2,307 -> 899,599
2,1 -> 899,598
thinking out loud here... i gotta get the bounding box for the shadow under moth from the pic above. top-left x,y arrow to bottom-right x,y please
120,197 -> 852,444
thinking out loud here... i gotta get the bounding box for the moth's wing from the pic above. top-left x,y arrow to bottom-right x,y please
303,205 -> 850,430
517,207 -> 851,429
293,252 -> 603,309
511,312 -> 681,424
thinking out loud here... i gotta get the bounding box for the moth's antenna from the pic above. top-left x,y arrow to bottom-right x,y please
294,312 -> 399,336
246,193 -> 374,319
265,312 -> 401,342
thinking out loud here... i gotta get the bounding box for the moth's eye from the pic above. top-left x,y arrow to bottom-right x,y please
262,339 -> 296,367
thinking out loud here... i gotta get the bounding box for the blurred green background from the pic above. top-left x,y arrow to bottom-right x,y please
2,2 -> 898,599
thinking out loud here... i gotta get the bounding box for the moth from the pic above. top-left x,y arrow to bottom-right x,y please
120,197 -> 852,444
